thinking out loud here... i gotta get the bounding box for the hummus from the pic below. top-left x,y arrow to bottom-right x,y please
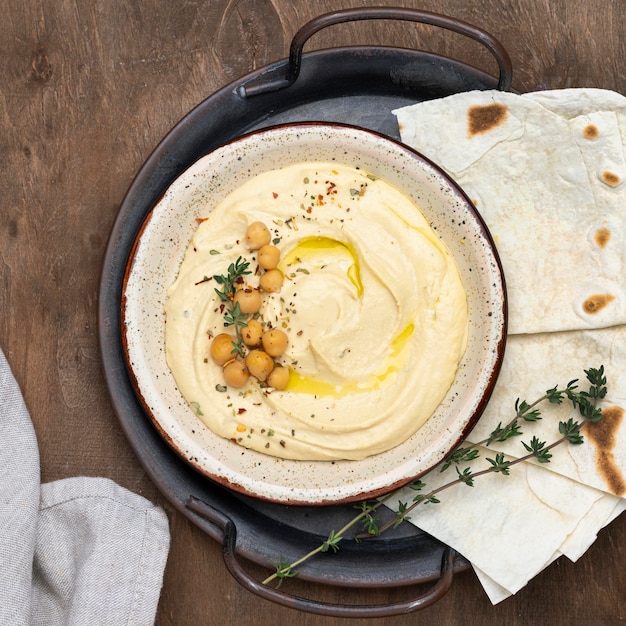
165,162 -> 468,461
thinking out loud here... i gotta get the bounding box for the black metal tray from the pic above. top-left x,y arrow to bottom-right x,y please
99,8 -> 512,617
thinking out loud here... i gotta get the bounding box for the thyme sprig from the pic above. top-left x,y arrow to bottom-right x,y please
263,366 -> 607,588
212,256 -> 252,358
213,256 -> 252,302
222,301 -> 249,359
265,493 -> 396,588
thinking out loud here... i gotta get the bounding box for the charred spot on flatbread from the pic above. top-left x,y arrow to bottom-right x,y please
584,406 -> 626,496
601,170 -> 621,187
467,103 -> 508,137
583,124 -> 599,139
582,293 -> 616,314
594,227 -> 611,248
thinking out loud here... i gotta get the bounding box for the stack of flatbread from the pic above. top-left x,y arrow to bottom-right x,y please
392,88 -> 626,603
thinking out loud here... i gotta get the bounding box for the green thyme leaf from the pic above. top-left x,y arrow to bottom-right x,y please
456,467 -> 475,486
522,436 -> 552,463
441,446 -> 481,471
321,530 -> 342,553
486,452 -> 511,475
270,557 -> 298,588
559,418 -> 584,444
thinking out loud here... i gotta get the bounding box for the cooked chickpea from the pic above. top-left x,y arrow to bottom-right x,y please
245,221 -> 271,250
233,288 -> 262,314
210,333 -> 235,365
223,360 -> 250,388
259,268 -> 284,293
267,365 -> 290,390
245,349 -> 274,381
261,328 -> 288,357
257,244 -> 280,270
241,319 -> 263,346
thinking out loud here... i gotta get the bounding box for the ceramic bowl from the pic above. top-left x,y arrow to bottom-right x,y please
122,122 -> 506,505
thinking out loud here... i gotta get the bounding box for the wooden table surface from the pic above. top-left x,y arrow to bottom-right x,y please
2,0 -> 625,623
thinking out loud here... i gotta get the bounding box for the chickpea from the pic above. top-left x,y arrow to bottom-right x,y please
245,221 -> 271,250
261,328 -> 288,357
267,365 -> 290,390
223,360 -> 250,388
241,319 -> 263,346
233,288 -> 261,314
245,349 -> 274,382
259,268 -> 284,293
210,333 -> 235,366
258,244 -> 280,270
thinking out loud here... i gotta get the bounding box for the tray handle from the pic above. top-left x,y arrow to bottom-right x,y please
241,7 -> 512,97
186,495 -> 458,617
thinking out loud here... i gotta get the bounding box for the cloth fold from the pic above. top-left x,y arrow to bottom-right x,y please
0,347 -> 170,625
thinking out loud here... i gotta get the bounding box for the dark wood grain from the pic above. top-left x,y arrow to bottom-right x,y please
1,1 -> 625,624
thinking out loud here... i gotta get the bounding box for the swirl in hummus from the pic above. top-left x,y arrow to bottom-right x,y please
165,162 -> 468,461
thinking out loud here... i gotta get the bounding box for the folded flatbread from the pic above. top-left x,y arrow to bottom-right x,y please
394,455 -> 622,597
393,88 -> 626,603
467,326 -> 626,499
395,89 -> 626,335
394,89 -> 626,499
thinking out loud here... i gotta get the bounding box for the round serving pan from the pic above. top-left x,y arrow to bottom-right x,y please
99,7 -> 511,617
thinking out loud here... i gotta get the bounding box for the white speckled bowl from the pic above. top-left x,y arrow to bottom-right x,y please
122,123 -> 506,505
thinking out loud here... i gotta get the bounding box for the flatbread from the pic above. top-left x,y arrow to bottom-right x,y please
463,494 -> 625,603
394,89 -> 626,499
394,89 -> 626,335
525,87 -> 626,118
392,88 -> 626,603
468,326 -> 626,498
393,455 -> 614,598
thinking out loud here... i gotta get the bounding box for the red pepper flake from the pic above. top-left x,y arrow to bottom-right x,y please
237,408 -> 247,414
272,192 -> 279,198
195,217 -> 209,223
316,194 -> 324,206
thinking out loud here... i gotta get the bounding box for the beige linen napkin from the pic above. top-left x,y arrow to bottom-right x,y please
0,346 -> 170,625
